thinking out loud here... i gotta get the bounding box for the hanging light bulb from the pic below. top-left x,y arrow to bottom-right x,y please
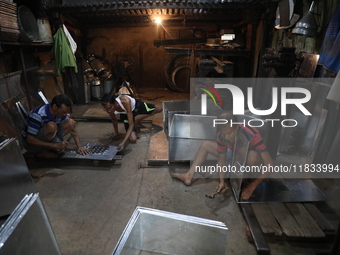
154,17 -> 162,24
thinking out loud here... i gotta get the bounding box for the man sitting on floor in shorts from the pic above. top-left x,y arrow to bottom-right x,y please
171,111 -> 274,200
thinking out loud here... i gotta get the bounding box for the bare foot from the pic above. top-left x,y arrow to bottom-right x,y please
36,150 -> 59,159
170,172 -> 192,186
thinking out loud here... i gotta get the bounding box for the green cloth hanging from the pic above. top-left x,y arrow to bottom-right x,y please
53,28 -> 78,75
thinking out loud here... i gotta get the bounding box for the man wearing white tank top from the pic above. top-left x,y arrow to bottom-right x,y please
101,94 -> 162,151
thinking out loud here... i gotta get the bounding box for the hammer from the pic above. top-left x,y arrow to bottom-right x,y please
205,186 -> 229,199
66,132 -> 76,142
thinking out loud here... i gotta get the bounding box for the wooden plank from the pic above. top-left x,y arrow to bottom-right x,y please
147,113 -> 168,164
286,203 -> 325,238
268,203 -> 305,237
82,107 -> 110,119
303,203 -> 335,232
251,203 -> 283,236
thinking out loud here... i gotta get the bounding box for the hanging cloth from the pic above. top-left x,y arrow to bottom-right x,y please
318,6 -> 340,72
53,27 -> 78,75
63,25 -> 77,57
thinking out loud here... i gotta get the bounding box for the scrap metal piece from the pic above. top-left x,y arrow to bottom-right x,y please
15,101 -> 28,122
38,91 -> 49,104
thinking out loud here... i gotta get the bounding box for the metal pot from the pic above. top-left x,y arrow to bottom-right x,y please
87,56 -> 106,77
91,79 -> 102,100
92,79 -> 101,86
103,80 -> 114,94
17,6 -> 39,42
82,59 -> 93,74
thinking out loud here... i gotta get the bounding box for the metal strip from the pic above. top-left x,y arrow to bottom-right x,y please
38,91 -> 49,104
15,101 -> 28,122
241,203 -> 271,255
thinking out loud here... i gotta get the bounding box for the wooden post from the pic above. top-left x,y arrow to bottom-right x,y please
19,47 -> 33,110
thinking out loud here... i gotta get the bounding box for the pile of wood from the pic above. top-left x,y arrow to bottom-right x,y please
252,202 -> 335,239
0,0 -> 19,42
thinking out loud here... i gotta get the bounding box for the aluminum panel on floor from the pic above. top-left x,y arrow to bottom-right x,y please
112,207 -> 228,255
61,142 -> 118,161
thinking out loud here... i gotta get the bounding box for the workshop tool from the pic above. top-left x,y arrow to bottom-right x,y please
205,186 -> 229,199
61,132 -> 76,152
66,132 -> 76,142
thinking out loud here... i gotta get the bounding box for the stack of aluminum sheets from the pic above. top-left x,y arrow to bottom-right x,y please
0,0 -> 19,41
112,207 -> 228,255
0,138 -> 36,217
0,193 -> 61,255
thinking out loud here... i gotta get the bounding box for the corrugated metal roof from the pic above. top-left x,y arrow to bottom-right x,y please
49,0 -> 270,26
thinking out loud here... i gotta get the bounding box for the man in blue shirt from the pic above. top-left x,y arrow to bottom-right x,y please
22,94 -> 90,158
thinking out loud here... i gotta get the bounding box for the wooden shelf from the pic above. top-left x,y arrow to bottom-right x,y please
0,70 -> 22,79
0,41 -> 53,47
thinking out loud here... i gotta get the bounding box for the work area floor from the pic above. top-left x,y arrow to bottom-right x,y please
26,89 -> 340,255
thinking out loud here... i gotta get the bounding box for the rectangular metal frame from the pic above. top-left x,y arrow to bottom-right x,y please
168,114 -> 217,163
112,207 -> 228,255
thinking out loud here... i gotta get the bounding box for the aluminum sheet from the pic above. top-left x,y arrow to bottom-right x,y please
112,207 -> 228,255
0,194 -> 61,255
244,180 -> 328,203
229,130 -> 328,203
292,81 -> 331,160
232,173 -> 328,203
163,100 -> 218,137
168,138 -> 215,163
0,138 -> 36,217
230,130 -> 249,201
61,142 -> 118,161
169,114 -> 217,139
163,100 -> 194,137
0,74 -> 22,104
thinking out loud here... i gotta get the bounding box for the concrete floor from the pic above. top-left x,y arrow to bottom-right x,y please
27,91 -> 340,255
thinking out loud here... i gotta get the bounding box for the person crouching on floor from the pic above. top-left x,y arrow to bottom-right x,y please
101,93 -> 162,151
22,94 -> 90,158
